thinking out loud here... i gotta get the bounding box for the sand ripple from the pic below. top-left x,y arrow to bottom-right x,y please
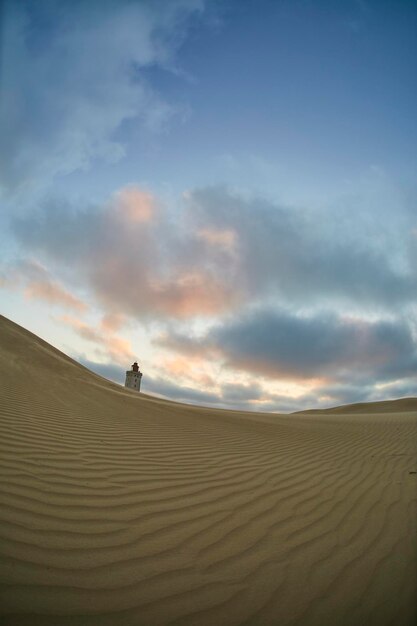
0,315 -> 416,625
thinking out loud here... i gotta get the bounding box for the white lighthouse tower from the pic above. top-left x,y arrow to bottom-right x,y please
125,362 -> 142,392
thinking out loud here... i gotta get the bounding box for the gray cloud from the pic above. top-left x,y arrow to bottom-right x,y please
78,347 -> 417,414
0,0 -> 203,193
12,184 -> 417,325
372,380 -> 417,400
220,382 -> 263,402
210,309 -> 416,380
9,183 -> 417,409
184,186 -> 417,311
78,358 -> 125,385
142,376 -> 222,406
311,383 -> 375,406
158,307 -> 417,392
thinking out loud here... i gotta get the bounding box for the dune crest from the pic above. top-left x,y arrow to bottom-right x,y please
0,314 -> 416,625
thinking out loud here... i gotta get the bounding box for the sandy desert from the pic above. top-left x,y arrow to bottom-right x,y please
0,314 -> 416,625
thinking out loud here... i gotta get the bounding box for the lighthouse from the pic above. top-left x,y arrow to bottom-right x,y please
125,362 -> 142,392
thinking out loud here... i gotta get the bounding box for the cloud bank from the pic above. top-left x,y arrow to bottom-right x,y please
13,186 -> 241,320
13,184 -> 417,320
9,181 -> 417,410
159,308 -> 417,383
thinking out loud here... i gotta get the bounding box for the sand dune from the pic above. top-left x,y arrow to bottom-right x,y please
296,397 -> 417,415
0,314 -> 416,625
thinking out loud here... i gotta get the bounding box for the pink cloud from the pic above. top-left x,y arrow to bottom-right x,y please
100,312 -> 127,333
1,259 -> 88,314
150,270 -> 240,317
159,354 -> 216,387
24,280 -> 87,313
11,186 -> 248,322
112,186 -> 155,223
58,315 -> 134,364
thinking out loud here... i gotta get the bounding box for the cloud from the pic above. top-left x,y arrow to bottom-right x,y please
220,382 -> 263,402
78,355 -> 224,406
8,182 -> 417,410
79,357 -> 265,410
157,307 -> 417,387
183,185 -> 417,312
58,315 -> 134,365
113,186 -> 155,224
100,313 -> 127,333
211,309 -> 416,380
0,0 -> 204,193
11,180 -> 417,330
298,376 -> 417,411
310,383 -> 376,407
159,354 -> 216,387
77,340 -> 417,413
196,227 -> 238,256
24,282 -> 86,314
0,259 -> 87,313
143,376 -> 222,405
13,186 -> 241,320
77,358 -> 126,385
155,328 -> 215,357
13,182 -> 417,325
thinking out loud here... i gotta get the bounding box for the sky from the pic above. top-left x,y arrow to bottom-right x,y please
0,0 -> 416,412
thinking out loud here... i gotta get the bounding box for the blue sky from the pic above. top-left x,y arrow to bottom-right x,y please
1,0 -> 416,411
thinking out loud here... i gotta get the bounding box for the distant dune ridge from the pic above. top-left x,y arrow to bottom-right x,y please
0,315 -> 416,626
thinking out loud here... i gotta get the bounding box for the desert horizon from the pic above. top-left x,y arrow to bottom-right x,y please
0,314 -> 416,625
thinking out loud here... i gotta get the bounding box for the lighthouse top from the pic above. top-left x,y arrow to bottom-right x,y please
131,362 -> 139,372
